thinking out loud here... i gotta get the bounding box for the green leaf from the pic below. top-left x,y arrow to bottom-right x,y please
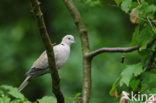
75,93 -> 81,98
129,78 -> 141,91
109,76 -> 120,96
131,24 -> 153,51
146,88 -> 156,94
0,96 -> 10,103
140,72 -> 156,92
0,90 -> 3,96
0,85 -> 25,100
10,99 -> 31,103
120,63 -> 144,86
137,0 -> 156,19
121,0 -> 132,13
131,25 -> 140,46
148,4 -> 156,12
114,0 -> 122,6
38,96 -> 56,103
139,25 -> 153,50
139,49 -> 153,68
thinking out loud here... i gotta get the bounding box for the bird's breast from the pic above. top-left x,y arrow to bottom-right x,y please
54,45 -> 70,69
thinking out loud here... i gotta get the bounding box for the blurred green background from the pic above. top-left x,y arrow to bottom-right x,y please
0,0 -> 140,103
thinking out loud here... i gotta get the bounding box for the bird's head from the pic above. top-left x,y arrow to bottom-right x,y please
62,35 -> 75,45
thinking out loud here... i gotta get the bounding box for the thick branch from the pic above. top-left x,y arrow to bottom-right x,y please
88,36 -> 156,58
62,0 -> 91,103
30,0 -> 64,103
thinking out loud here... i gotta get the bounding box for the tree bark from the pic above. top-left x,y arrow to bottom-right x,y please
62,0 -> 91,103
30,0 -> 64,103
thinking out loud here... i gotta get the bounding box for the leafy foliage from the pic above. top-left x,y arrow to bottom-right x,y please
0,85 -> 81,103
37,96 -> 56,103
131,24 -> 154,50
109,0 -> 156,102
119,63 -> 144,86
0,85 -> 31,103
121,0 -> 132,13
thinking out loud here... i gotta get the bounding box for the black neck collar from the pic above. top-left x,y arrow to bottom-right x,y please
61,43 -> 65,46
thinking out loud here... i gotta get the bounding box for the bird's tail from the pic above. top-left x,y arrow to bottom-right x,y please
18,75 -> 32,92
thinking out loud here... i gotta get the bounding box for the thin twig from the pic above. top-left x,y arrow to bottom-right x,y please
137,0 -> 141,5
87,46 -> 139,58
30,0 -> 64,103
147,17 -> 156,34
87,36 -> 156,58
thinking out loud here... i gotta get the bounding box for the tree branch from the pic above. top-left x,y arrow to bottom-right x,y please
30,0 -> 64,103
87,36 -> 156,58
87,46 -> 139,57
62,0 -> 91,103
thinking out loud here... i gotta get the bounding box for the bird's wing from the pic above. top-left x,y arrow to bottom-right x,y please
26,44 -> 63,76
26,51 -> 49,75
32,50 -> 48,69
26,44 -> 61,74
32,46 -> 60,69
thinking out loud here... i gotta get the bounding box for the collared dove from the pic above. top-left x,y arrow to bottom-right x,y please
18,35 -> 75,92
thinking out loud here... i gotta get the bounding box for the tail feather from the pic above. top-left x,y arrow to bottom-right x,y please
18,75 -> 32,92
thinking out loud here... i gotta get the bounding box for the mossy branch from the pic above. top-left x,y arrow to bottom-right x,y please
30,0 -> 64,103
62,0 -> 91,103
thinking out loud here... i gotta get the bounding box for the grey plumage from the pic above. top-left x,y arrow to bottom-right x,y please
18,35 -> 75,92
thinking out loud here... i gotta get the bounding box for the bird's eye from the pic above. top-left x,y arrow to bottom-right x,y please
68,38 -> 71,40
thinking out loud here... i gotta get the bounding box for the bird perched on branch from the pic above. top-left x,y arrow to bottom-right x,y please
18,35 -> 75,92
